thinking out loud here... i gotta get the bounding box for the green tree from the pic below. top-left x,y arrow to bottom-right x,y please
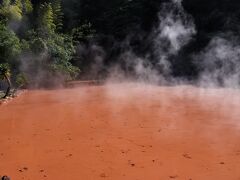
15,72 -> 28,88
24,29 -> 79,85
52,0 -> 63,31
22,0 -> 33,13
47,33 -> 80,80
0,0 -> 23,21
72,22 -> 96,44
0,63 -> 11,98
0,0 -> 33,22
0,21 -> 21,63
39,2 -> 56,33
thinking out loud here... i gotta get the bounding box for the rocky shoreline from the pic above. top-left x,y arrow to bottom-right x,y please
0,90 -> 25,106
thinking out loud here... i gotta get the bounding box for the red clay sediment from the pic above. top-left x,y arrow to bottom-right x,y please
0,83 -> 240,180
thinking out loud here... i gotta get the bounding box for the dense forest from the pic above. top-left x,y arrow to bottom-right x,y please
1,0 -> 240,92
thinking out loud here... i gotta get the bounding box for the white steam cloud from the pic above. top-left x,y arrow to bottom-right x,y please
65,0 -> 240,89
18,51 -> 66,88
153,0 -> 196,77
108,51 -> 161,84
109,0 -> 196,84
75,43 -> 106,80
156,0 -> 195,52
196,36 -> 240,88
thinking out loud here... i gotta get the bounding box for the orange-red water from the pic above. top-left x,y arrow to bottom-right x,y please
0,83 -> 240,180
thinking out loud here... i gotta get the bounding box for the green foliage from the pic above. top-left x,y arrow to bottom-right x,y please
15,0 -> 23,10
0,21 -> 21,63
0,0 -> 22,21
39,3 -> 56,33
0,0 -> 32,22
47,33 -> 80,79
0,63 -> 10,79
30,37 -> 48,53
25,29 -> 80,80
0,62 -> 11,98
72,23 -> 96,44
52,0 -> 63,31
20,39 -> 30,51
9,0 -> 23,21
15,73 -> 28,88
23,0 -> 33,13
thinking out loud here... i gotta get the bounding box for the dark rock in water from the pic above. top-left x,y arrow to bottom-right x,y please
2,176 -> 10,180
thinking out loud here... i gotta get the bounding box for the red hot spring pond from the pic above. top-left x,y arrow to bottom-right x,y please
0,83 -> 240,180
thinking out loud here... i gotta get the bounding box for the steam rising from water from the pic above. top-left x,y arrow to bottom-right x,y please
78,44 -> 106,79
18,52 -> 64,88
196,36 -> 240,88
155,0 -> 195,53
108,0 -> 196,84
103,83 -> 240,130
109,0 -> 240,89
152,0 -> 196,81
107,51 -> 160,84
16,0 -> 240,89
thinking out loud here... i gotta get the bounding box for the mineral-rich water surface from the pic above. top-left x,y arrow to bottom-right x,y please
0,83 -> 240,180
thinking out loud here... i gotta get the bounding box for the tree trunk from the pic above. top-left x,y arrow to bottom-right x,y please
3,74 -> 11,99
